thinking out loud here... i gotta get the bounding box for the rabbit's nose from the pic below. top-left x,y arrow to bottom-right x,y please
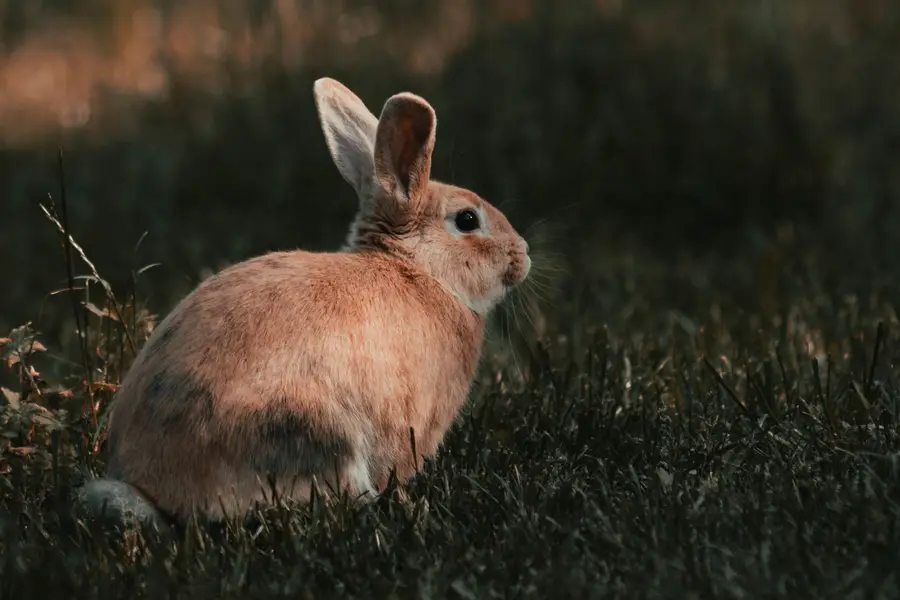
522,240 -> 530,254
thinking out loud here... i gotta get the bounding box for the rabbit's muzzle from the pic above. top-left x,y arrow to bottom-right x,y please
502,240 -> 531,287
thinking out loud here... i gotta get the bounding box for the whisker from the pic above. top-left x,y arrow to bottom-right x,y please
523,270 -> 556,300
524,216 -> 552,236
505,295 -> 523,383
524,275 -> 553,295
520,285 -> 549,310
530,260 -> 570,277
507,291 -> 529,382
520,291 -> 540,332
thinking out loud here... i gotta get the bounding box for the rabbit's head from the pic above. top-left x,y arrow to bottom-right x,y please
313,78 -> 531,316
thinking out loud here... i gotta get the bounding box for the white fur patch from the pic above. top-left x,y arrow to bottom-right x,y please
456,289 -> 503,316
346,453 -> 376,499
76,478 -> 165,528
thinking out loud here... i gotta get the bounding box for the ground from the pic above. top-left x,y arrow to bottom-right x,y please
2,225 -> 899,600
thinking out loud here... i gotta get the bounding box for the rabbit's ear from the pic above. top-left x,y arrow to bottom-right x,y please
373,92 -> 436,210
313,78 -> 379,196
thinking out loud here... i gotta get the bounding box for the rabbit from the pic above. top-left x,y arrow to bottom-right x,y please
77,77 -> 531,527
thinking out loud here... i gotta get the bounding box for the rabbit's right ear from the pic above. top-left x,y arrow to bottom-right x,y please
313,78 -> 379,196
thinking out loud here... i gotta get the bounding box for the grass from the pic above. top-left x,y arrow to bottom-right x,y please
2,182 -> 900,599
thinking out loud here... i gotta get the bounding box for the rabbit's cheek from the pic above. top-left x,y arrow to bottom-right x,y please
467,235 -> 496,259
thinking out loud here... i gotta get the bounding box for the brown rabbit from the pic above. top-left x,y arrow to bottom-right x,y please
77,77 -> 531,526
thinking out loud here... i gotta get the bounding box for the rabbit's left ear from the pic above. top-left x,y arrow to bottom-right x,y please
313,78 -> 380,197
373,92 -> 437,210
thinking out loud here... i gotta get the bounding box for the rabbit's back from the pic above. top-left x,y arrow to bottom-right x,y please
104,250 -> 483,519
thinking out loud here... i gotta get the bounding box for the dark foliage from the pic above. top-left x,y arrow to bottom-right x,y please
3,0 -> 900,335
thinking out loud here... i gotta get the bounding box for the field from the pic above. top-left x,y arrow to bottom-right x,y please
3,0 -> 900,598
3,215 -> 900,598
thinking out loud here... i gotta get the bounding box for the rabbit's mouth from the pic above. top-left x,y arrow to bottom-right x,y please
501,273 -> 521,288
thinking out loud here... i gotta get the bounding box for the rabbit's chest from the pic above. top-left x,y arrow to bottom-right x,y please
403,341 -> 482,454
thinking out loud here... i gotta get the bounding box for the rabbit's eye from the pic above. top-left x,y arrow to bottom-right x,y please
454,209 -> 480,233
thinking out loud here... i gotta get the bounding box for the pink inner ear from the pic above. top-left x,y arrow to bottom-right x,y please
392,117 -> 428,192
378,99 -> 435,202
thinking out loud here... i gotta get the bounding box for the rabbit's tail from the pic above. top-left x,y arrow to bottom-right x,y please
76,477 -> 166,529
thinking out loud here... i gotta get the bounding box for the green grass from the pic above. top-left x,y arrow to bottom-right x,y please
2,216 -> 900,599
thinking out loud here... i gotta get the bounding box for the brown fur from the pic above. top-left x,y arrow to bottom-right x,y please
84,78 -> 531,522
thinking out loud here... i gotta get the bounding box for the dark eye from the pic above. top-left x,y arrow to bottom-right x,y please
454,209 -> 480,233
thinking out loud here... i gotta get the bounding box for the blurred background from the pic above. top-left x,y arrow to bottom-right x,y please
1,0 -> 899,357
